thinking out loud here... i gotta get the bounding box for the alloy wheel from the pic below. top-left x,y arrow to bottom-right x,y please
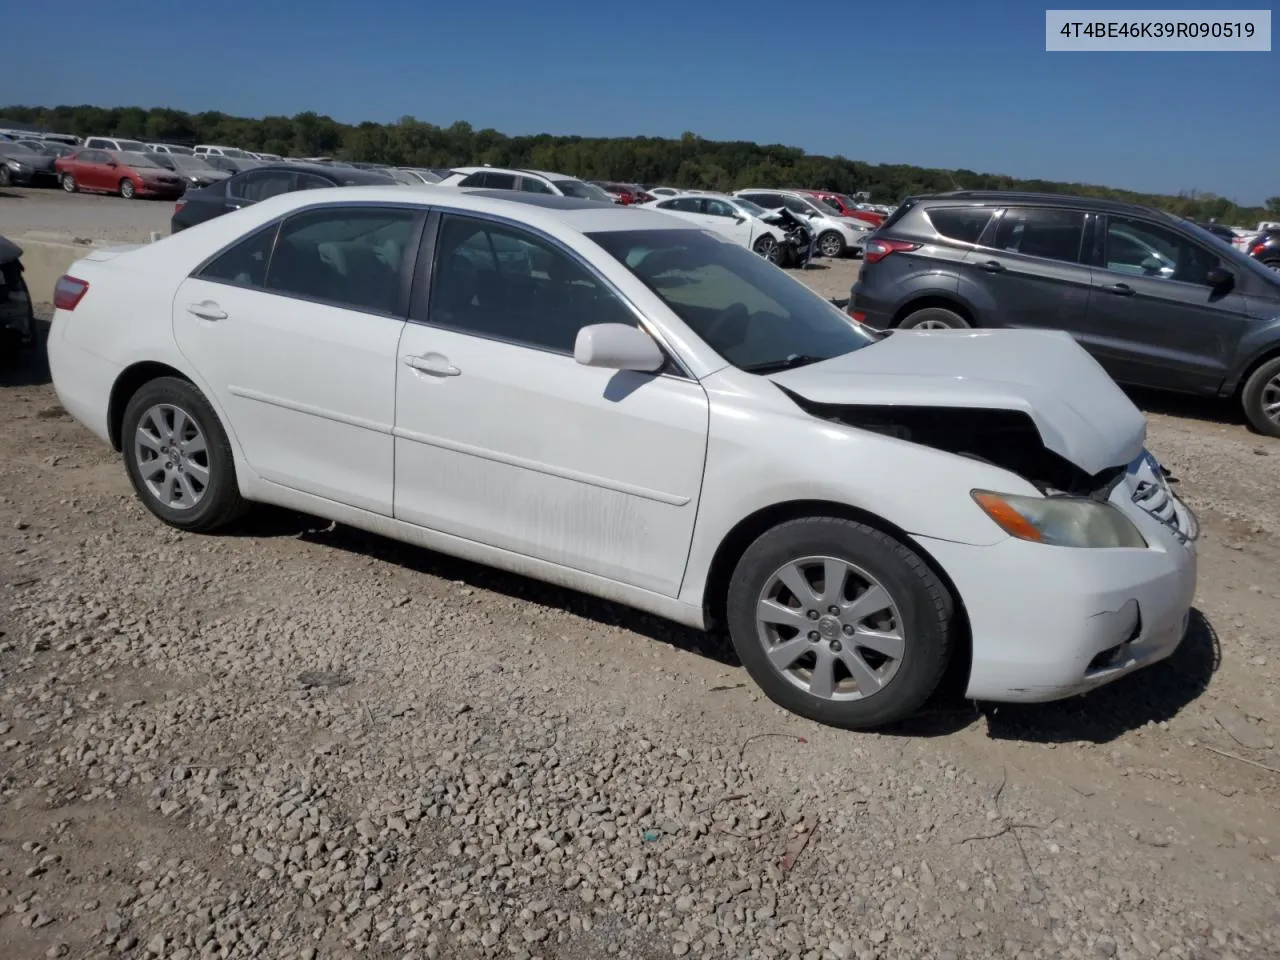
1262,373 -> 1280,427
754,236 -> 780,263
914,319 -> 953,330
819,234 -> 843,257
132,404 -> 210,511
755,555 -> 905,701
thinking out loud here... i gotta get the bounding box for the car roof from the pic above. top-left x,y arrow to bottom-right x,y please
913,189 -> 1176,220
244,184 -> 694,234
451,166 -> 578,181
240,161 -> 395,182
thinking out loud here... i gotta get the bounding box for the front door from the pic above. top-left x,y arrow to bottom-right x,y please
393,212 -> 709,596
963,205 -> 1093,332
1081,213 -> 1249,392
172,203 -> 422,514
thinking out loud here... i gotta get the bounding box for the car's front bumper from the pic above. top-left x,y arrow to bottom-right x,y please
914,467 -> 1198,704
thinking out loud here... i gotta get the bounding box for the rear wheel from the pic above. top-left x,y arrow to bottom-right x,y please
61,173 -> 77,193
0,166 -> 11,188
752,234 -> 781,264
726,517 -> 954,730
900,306 -> 970,330
817,231 -> 846,258
119,178 -> 136,200
121,377 -> 246,532
1241,356 -> 1280,438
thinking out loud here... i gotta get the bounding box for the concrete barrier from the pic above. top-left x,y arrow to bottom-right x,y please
13,235 -> 99,304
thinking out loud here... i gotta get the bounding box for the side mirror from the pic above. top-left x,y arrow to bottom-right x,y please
732,215 -> 745,224
105,158 -> 117,167
574,323 -> 665,373
1205,265 -> 1233,288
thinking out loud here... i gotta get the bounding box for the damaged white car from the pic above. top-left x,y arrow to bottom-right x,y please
47,187 -> 1198,730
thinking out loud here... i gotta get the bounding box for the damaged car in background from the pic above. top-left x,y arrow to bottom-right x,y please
46,190 -> 1196,730
0,235 -> 37,358
641,192 -> 813,265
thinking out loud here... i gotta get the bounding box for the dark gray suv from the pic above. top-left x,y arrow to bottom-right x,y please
849,190 -> 1280,437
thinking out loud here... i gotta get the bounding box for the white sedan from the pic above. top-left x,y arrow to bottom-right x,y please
640,192 -> 791,263
47,187 -> 1198,730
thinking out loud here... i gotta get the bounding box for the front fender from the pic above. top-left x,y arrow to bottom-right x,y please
679,374 -> 1032,608
1221,307 -> 1280,395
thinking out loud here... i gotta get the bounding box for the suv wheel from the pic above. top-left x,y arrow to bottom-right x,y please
725,517 -> 954,730
1241,356 -> 1280,438
900,306 -> 970,330
817,231 -> 846,258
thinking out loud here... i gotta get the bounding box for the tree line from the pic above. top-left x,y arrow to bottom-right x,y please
4,103 -> 1277,225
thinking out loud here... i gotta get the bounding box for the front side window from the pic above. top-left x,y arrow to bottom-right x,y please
704,198 -> 739,218
458,172 -> 486,187
264,207 -> 419,315
519,176 -> 554,194
668,197 -> 701,213
196,223 -> 280,288
483,171 -> 517,190
296,172 -> 335,190
1103,216 -> 1218,284
426,214 -> 634,352
588,228 -> 875,373
232,170 -> 295,202
989,207 -> 1085,263
780,195 -> 817,216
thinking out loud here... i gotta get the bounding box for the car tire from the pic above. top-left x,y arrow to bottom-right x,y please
0,166 -> 11,188
899,307 -> 970,330
120,178 -> 136,200
817,231 -> 846,258
1262,258 -> 1280,272
121,377 -> 247,533
61,173 -> 77,193
753,234 -> 781,264
725,516 -> 954,730
1240,355 -> 1280,439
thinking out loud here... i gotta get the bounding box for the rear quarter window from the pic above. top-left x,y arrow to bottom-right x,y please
925,207 -> 993,244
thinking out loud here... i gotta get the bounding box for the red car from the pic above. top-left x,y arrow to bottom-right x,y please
55,149 -> 186,200
590,181 -> 654,205
798,190 -> 885,228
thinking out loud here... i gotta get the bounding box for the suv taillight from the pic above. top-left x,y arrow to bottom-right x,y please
53,275 -> 90,311
863,238 -> 921,265
175,199 -> 186,214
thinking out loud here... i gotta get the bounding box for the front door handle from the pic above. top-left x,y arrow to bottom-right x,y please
404,354 -> 460,377
186,301 -> 227,321
1105,283 -> 1135,296
978,260 -> 1006,273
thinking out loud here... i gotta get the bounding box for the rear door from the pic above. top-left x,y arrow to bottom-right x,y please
963,205 -> 1093,332
172,204 -> 422,513
1080,213 -> 1250,392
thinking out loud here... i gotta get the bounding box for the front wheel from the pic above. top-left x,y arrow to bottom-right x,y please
119,178 -> 136,200
121,377 -> 247,532
1241,356 -> 1280,438
817,231 -> 846,258
61,173 -> 77,193
752,234 -> 781,264
0,166 -> 11,188
726,517 -> 954,730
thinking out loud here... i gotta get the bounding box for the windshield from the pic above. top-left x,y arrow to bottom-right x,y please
220,148 -> 251,158
114,139 -> 146,152
164,144 -> 195,155
171,155 -> 218,172
553,179 -> 614,202
118,152 -> 163,168
587,228 -> 875,371
811,195 -> 844,214
733,198 -> 770,217
1182,219 -> 1280,282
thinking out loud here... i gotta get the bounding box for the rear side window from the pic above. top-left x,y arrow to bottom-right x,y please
264,207 -> 420,315
926,207 -> 992,244
483,172 -> 517,190
197,223 -> 280,288
519,176 -> 554,194
989,207 -> 1086,263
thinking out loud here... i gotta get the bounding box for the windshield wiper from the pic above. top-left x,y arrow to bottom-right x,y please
741,354 -> 828,374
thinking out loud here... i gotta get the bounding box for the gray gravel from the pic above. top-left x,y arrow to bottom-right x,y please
1,272 -> 1279,958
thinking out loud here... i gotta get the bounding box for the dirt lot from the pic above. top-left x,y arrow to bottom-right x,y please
2,187 -> 175,244
1,194 -> 1279,960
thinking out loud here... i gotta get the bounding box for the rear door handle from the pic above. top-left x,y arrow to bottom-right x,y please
1105,283 -> 1135,296
404,354 -> 460,377
978,260 -> 1006,273
186,301 -> 227,321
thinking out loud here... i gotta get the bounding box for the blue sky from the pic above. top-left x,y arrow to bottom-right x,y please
4,0 -> 1276,203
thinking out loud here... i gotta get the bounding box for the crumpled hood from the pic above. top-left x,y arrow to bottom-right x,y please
768,328 -> 1147,475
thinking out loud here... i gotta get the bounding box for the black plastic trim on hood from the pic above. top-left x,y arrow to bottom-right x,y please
777,385 -> 1125,498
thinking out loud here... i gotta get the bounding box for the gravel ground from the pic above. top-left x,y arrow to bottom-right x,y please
1,204 -> 1278,960
2,187 -> 175,244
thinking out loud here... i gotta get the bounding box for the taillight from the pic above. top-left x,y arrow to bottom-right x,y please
1251,242 -> 1266,256
850,310 -> 867,322
53,275 -> 90,311
174,199 -> 186,214
862,238 -> 921,264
